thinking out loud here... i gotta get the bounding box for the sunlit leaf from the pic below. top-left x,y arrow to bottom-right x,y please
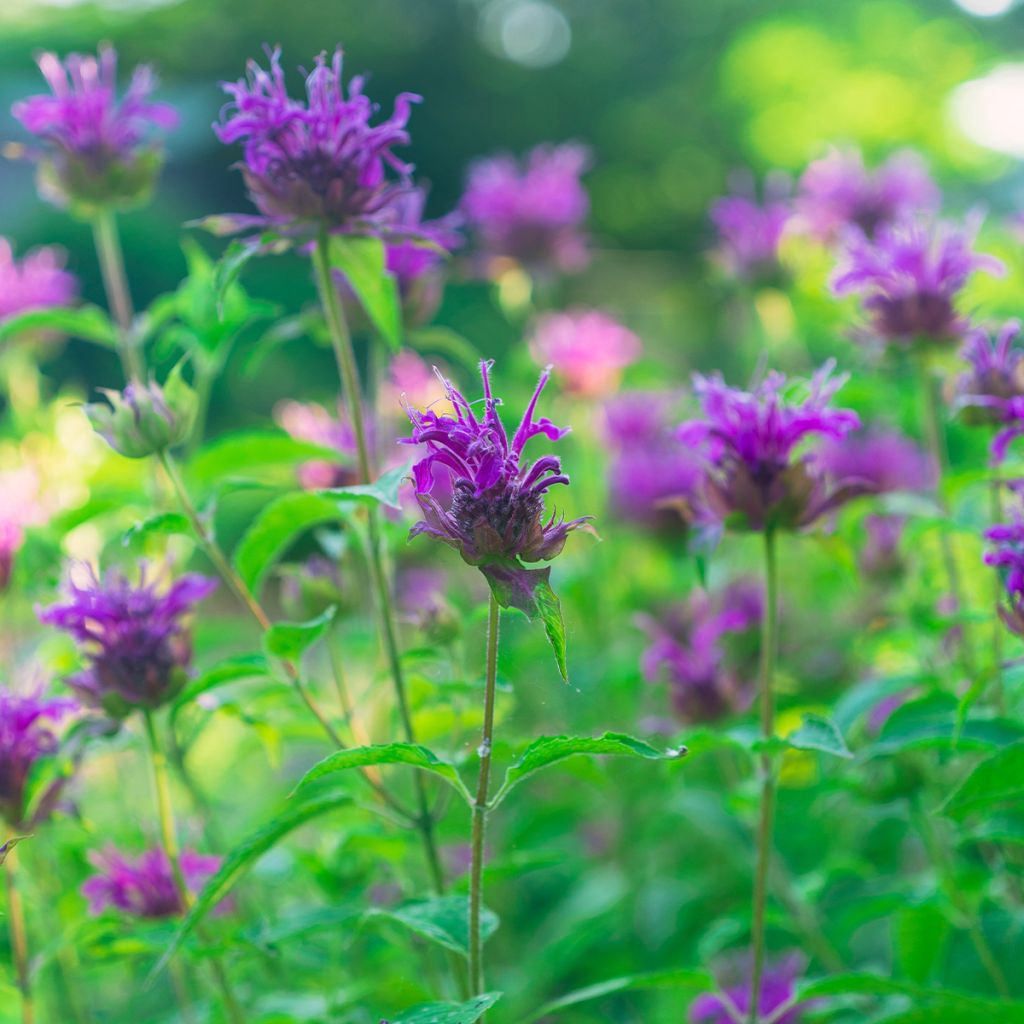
263,607 -> 337,663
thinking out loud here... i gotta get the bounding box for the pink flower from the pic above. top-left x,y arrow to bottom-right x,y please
0,238 -> 77,320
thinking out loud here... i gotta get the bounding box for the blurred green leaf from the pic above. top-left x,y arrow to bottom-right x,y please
328,235 -> 402,351
369,895 -> 498,958
870,695 -> 1024,757
388,993 -> 502,1024
760,713 -> 853,759
189,430 -> 341,489
122,512 -> 190,548
407,326 -> 483,372
320,460 -> 411,512
174,653 -> 271,710
0,305 -> 118,346
895,903 -> 950,985
942,740 -> 1024,820
263,607 -> 337,663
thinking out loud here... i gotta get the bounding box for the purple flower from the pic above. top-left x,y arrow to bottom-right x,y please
955,321 -> 1024,446
275,399 -> 358,489
0,687 -> 75,829
601,392 -> 704,533
401,361 -> 591,612
639,580 -> 762,724
0,238 -> 77,320
38,566 -> 216,717
214,46 -> 419,233
678,362 -> 867,532
831,217 -> 1003,348
11,44 -> 178,211
796,148 -> 939,240
860,513 -> 907,580
396,566 -> 458,642
461,143 -> 590,276
816,428 -> 936,494
691,956 -> 807,1024
529,309 -> 641,399
709,175 -> 791,283
82,847 -> 221,919
985,513 -> 1024,636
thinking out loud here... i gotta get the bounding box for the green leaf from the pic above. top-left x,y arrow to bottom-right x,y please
296,742 -> 472,805
233,491 -> 342,594
321,460 -> 411,512
777,713 -> 853,759
153,790 -> 352,977
369,895 -> 498,958
122,512 -> 190,548
942,740 -> 1024,820
895,904 -> 950,984
327,235 -> 402,351
173,653 -> 271,709
527,969 -> 713,1022
212,237 -> 262,315
388,993 -> 503,1024
189,430 -> 343,489
406,326 -> 483,373
490,733 -> 686,809
0,305 -> 118,346
263,607 -> 337,663
535,576 -> 568,682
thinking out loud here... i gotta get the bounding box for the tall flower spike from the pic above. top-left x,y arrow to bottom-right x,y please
678,361 -> 869,532
0,238 -> 77,320
11,44 -> 178,213
38,565 -> 216,718
214,46 -> 420,234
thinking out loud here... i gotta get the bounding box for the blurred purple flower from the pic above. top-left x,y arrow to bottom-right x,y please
0,687 -> 75,828
831,217 -> 1003,348
860,513 -> 907,580
529,309 -> 641,399
796,148 -> 939,240
867,688 -> 914,734
678,362 -> 867,532
38,566 -> 216,717
639,580 -> 762,724
691,956 -> 807,1024
816,428 -> 936,494
955,321 -> 1024,449
0,238 -> 77,320
275,399 -> 358,489
985,513 -> 1024,636
82,847 -> 221,919
461,143 -> 590,276
602,392 -> 704,533
214,46 -> 419,233
709,175 -> 791,283
0,468 -> 48,592
11,44 -> 178,210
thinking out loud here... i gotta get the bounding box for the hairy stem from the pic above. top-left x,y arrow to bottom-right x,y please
749,528 -> 779,1024
5,848 -> 34,1024
91,211 -> 142,382
469,594 -> 501,997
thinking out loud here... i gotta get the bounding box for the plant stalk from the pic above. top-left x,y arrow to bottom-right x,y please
4,848 -> 34,1024
91,210 -> 142,382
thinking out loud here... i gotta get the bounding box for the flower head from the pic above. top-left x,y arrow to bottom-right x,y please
679,362 -> 866,532
831,217 -> 1003,348
0,238 -> 77,320
0,687 -> 75,828
276,399 -> 358,489
214,46 -> 420,233
816,428 -> 935,494
955,320 -> 1024,436
985,511 -> 1024,636
38,565 -> 216,717
461,143 -> 590,276
709,176 -> 791,283
82,847 -> 221,919
11,44 -> 178,212
529,309 -> 641,399
639,580 -> 762,724
796,148 -> 939,240
691,956 -> 807,1024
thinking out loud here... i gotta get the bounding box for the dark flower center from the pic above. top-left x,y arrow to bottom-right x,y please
450,479 -> 544,558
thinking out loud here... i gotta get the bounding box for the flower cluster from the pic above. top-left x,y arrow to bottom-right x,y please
461,143 -> 591,276
639,580 -> 762,724
796,148 -> 938,240
528,309 -> 641,398
0,238 -> 77,320
831,217 -> 1002,348
38,566 -> 216,717
0,687 -> 75,829
214,47 -> 420,233
984,514 -> 1024,637
11,45 -> 178,212
709,177 -> 791,283
82,847 -> 221,919
678,362 -> 867,532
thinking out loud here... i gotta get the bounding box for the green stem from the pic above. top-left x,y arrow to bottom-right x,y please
311,231 -> 447,896
749,528 -> 779,1024
990,472 -> 1006,715
469,594 -> 501,997
91,210 -> 142,382
4,848 -> 34,1024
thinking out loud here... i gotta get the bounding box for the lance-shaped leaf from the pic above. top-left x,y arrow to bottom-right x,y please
489,733 -> 687,809
0,305 -> 118,346
368,895 -> 498,957
328,235 -> 402,351
263,607 -> 337,663
296,742 -> 472,805
321,460 -> 412,512
387,994 -> 503,1024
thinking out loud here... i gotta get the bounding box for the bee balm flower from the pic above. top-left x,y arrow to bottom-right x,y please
709,179 -> 791,284
0,238 -> 77,320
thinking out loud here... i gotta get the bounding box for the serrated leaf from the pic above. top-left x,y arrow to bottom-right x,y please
328,235 -> 402,351
321,460 -> 411,512
153,790 -> 352,977
263,607 -> 337,663
942,740 -> 1024,820
369,895 -> 498,958
0,304 -> 118,346
122,512 -> 190,548
490,733 -> 686,809
173,653 -> 270,710
234,491 -> 342,593
189,430 -> 343,490
296,742 -> 472,804
388,993 -> 502,1024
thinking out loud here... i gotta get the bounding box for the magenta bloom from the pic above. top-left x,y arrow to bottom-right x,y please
985,514 -> 1024,636
38,566 -> 216,717
956,322 -> 1024,452
679,362 -> 867,532
0,238 -> 77,320
709,178 -> 791,283
602,392 -> 704,533
796,148 -> 939,240
276,399 -> 358,489
816,428 -> 936,495
0,687 -> 75,829
639,580 -> 762,724
82,847 -> 221,919
691,957 -> 807,1024
11,44 -> 178,210
214,46 -> 419,233
831,217 -> 1003,348
461,143 -> 590,275
529,309 -> 641,399
401,361 -> 590,611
